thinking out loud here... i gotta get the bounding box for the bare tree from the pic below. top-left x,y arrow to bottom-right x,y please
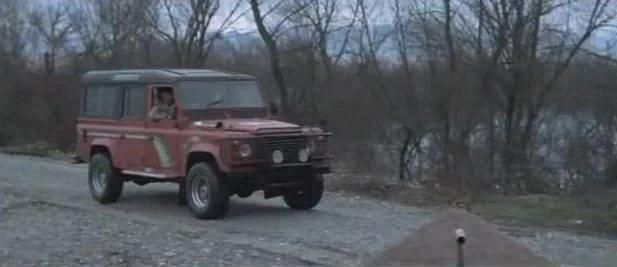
153,0 -> 244,67
353,0 -> 431,181
0,0 -> 28,66
479,0 -> 616,193
249,0 -> 312,115
29,3 -> 72,76
280,0 -> 362,122
69,0 -> 157,67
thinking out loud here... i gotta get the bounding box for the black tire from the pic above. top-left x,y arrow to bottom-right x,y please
186,163 -> 229,219
177,178 -> 187,206
283,174 -> 324,210
88,153 -> 123,204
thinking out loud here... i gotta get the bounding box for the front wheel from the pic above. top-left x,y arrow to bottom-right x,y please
186,163 -> 229,219
283,174 -> 324,210
88,153 -> 123,204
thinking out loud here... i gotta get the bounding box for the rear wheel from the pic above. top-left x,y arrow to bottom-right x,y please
88,153 -> 123,204
283,174 -> 324,210
186,163 -> 229,219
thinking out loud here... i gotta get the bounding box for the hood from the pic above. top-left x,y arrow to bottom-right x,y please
193,118 -> 303,134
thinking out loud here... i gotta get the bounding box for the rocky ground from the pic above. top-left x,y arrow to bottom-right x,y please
1,153 -> 616,266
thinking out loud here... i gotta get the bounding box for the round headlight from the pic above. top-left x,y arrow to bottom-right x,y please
298,148 -> 310,162
238,143 -> 252,158
272,150 -> 284,164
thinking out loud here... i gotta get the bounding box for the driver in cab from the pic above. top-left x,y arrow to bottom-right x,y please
148,89 -> 176,120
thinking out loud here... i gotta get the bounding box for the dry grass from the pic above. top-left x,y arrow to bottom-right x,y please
474,192 -> 617,236
325,172 -> 462,207
0,141 -> 69,160
326,172 -> 617,236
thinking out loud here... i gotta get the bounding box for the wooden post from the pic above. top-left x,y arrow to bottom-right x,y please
456,228 -> 466,267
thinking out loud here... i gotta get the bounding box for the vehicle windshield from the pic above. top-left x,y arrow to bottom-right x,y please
179,80 -> 265,109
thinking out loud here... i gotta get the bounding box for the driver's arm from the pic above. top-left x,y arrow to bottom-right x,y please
148,106 -> 165,120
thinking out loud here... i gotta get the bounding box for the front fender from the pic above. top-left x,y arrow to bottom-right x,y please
185,143 -> 229,173
90,138 -> 119,165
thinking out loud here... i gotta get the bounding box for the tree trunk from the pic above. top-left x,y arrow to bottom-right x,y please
399,127 -> 412,181
415,139 -> 423,180
488,107 -> 496,183
249,0 -> 290,115
502,93 -> 516,194
443,112 -> 451,181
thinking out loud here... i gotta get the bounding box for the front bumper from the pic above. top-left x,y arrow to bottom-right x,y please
225,159 -> 331,179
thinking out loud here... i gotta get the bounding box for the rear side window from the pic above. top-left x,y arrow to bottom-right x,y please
82,85 -> 122,117
123,86 -> 145,118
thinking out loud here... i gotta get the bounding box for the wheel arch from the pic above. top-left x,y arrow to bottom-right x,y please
185,151 -> 220,175
184,142 -> 228,174
89,139 -> 117,167
90,145 -> 111,157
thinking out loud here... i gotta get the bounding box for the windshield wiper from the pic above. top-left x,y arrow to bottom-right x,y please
205,98 -> 224,109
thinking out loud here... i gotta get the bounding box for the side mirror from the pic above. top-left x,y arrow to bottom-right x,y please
269,101 -> 279,116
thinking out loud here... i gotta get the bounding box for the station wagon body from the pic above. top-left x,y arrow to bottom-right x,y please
75,69 -> 331,219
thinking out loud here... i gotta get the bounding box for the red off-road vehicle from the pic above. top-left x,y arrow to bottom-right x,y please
74,69 -> 331,219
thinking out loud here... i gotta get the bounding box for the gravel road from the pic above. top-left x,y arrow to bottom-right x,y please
1,153 -> 616,266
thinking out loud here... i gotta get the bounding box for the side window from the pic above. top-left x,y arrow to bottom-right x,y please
83,85 -> 122,117
151,86 -> 176,106
123,86 -> 145,118
148,86 -> 177,120
83,86 -> 99,116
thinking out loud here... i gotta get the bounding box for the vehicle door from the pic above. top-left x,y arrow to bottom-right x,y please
118,84 -> 147,170
143,84 -> 183,175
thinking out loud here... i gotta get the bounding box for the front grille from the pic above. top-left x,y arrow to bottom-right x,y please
264,136 -> 307,163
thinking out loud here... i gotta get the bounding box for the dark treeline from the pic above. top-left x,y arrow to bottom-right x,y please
1,0 -> 617,195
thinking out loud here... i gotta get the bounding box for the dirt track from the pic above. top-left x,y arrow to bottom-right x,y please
1,153 -> 616,266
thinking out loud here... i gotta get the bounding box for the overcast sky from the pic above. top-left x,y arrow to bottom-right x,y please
32,0 -> 617,54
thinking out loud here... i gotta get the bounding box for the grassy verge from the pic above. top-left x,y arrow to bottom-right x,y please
326,172 -> 617,236
473,192 -> 617,236
0,142 -> 69,160
326,173 -> 456,207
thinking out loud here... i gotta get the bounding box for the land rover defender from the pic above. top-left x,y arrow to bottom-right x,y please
75,69 -> 331,219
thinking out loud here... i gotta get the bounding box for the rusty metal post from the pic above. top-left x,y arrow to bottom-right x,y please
456,228 -> 466,267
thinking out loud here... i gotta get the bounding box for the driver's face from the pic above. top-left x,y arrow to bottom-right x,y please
161,92 -> 173,105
